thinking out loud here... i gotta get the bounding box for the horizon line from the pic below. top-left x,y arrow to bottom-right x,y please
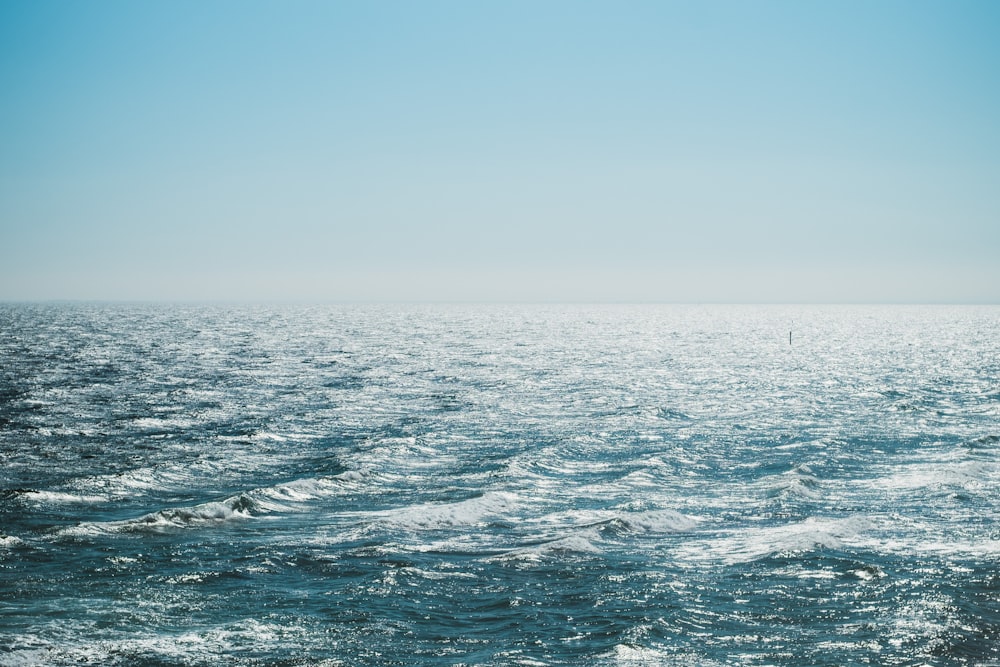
2,299 -> 998,307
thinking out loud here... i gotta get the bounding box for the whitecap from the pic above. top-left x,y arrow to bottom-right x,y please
761,464 -> 822,501
60,494 -> 259,536
253,431 -> 288,442
0,534 -> 23,549
676,516 -> 873,565
601,643 -> 727,666
130,416 -> 197,431
489,528 -> 604,563
527,507 -> 698,538
379,491 -> 520,531
60,472 -> 365,537
0,619 -> 324,667
332,470 -> 364,483
258,476 -> 346,504
22,489 -> 110,505
537,533 -> 603,555
879,460 -> 996,494
121,495 -> 258,531
611,509 -> 700,534
0,648 -> 54,667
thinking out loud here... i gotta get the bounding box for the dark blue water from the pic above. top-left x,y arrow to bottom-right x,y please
1,303 -> 998,666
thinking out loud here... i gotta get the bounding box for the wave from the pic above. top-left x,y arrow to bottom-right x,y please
964,433 -> 999,449
533,532 -> 604,555
601,509 -> 700,536
486,508 -> 698,563
603,644 -> 728,667
0,534 -> 23,549
73,461 -> 229,498
60,494 -> 259,536
255,474 -> 361,506
15,489 -> 110,505
762,464 -> 822,501
58,472 -> 365,536
489,528 -> 605,563
878,460 -> 996,495
0,619 -> 323,667
529,507 -> 699,537
676,516 -> 873,565
379,491 -> 520,531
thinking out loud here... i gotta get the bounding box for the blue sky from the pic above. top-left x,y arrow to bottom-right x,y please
1,0 -> 998,302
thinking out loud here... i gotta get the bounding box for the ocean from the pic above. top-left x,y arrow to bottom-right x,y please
1,303 -> 998,666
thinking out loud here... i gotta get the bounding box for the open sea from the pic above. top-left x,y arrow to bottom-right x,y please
1,303 -> 998,666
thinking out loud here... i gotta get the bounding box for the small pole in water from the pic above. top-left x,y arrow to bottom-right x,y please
789,330 -> 792,345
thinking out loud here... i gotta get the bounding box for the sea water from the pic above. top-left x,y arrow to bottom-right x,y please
1,303 -> 998,666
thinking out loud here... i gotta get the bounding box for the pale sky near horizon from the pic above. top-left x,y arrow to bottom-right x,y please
1,1 -> 998,302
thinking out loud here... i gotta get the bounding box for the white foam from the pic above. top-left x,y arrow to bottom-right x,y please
259,477 -> 343,503
81,463 -> 205,495
0,619 -> 330,667
612,470 -> 661,489
23,490 -> 109,505
490,528 -> 604,563
0,534 -> 23,549
0,648 -> 53,667
879,460 -> 996,493
60,471 -> 367,537
254,431 -> 288,442
761,466 -> 822,501
870,527 -> 1000,559
526,507 -> 698,537
381,491 -> 520,530
607,644 -> 663,664
602,643 -> 727,666
615,509 -> 699,534
61,495 -> 258,536
130,416 -> 196,431
129,497 -> 256,531
677,516 -> 873,565
538,533 -> 603,554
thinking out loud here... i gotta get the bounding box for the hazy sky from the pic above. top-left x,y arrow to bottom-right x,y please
2,1 -> 998,302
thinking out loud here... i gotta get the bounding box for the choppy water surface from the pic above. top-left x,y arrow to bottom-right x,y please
1,303 -> 998,666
